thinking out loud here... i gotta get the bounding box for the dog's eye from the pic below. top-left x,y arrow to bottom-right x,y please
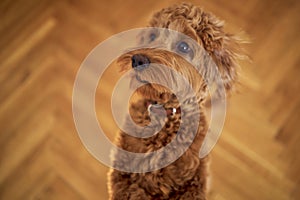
149,33 -> 157,42
176,41 -> 191,54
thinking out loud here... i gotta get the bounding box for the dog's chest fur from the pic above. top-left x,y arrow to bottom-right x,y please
111,97 -> 209,199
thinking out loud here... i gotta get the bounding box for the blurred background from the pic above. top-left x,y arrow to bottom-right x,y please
1,0 -> 299,199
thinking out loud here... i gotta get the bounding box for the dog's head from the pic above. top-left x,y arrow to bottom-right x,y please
118,3 -> 242,105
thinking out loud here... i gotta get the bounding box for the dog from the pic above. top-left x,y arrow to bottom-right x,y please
108,3 -> 242,199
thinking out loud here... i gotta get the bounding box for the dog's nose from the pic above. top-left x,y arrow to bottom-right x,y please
131,54 -> 150,70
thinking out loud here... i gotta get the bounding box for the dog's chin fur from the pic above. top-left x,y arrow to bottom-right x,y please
134,84 -> 173,103
108,2 -> 243,200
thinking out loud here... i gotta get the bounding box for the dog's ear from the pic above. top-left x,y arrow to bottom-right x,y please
195,11 -> 243,95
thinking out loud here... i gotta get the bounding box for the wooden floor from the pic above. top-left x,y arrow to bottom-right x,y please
1,0 -> 300,199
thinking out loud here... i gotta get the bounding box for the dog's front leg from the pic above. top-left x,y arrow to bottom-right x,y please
109,170 -> 153,200
179,188 -> 206,200
111,184 -> 152,200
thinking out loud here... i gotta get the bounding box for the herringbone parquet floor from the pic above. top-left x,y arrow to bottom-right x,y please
1,0 -> 300,199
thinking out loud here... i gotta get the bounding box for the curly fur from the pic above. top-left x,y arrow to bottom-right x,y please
108,3 -> 242,199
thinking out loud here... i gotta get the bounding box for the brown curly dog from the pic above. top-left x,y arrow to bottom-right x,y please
108,3 -> 242,199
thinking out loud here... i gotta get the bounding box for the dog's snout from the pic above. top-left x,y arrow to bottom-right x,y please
131,54 -> 150,70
